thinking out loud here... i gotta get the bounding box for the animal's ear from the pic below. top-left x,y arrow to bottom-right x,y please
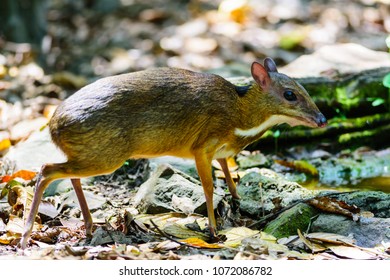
251,61 -> 270,90
264,57 -> 278,73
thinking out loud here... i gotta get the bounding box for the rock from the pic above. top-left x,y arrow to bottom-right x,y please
331,191 -> 390,218
263,203 -> 319,238
4,127 -> 65,171
280,43 -> 390,77
9,117 -> 48,142
148,156 -> 198,179
59,190 -> 106,212
236,152 -> 271,169
89,227 -> 134,246
311,214 -> 390,248
237,168 -> 317,218
316,153 -> 390,187
133,164 -> 225,215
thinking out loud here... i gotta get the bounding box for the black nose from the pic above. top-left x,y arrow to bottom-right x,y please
317,113 -> 327,127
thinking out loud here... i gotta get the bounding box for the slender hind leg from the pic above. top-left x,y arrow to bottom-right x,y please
19,159 -> 124,249
71,178 -> 93,237
20,162 -> 95,249
19,163 -> 64,249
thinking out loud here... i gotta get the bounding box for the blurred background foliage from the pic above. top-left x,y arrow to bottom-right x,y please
0,0 -> 389,77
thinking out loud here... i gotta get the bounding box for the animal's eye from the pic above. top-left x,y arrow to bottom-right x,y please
284,90 -> 297,101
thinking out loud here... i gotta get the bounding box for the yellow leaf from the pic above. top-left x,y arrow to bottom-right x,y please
0,233 -> 15,245
221,227 -> 260,247
275,159 -> 319,177
180,237 -> 223,249
259,231 -> 277,242
0,138 -> 11,152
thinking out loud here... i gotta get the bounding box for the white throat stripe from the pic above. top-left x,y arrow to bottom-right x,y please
234,115 -> 299,138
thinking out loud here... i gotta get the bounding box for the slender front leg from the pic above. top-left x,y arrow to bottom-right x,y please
194,151 -> 217,236
71,178 -> 93,237
217,158 -> 240,199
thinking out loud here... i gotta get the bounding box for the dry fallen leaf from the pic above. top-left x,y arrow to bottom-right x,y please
307,196 -> 360,220
329,245 -> 377,260
8,185 -> 32,215
305,232 -> 356,246
275,159 -> 319,177
163,223 -> 209,240
180,237 -> 223,249
1,169 -> 37,183
297,229 -> 327,253
5,214 -> 41,235
0,232 -> 16,245
221,227 -> 260,247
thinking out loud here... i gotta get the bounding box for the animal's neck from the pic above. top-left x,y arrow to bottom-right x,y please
236,84 -> 274,131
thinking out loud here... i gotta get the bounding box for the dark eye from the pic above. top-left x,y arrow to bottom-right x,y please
284,90 -> 297,101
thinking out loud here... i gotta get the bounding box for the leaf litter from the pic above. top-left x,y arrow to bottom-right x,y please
0,165 -> 389,260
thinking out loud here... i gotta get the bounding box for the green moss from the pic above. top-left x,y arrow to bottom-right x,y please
263,203 -> 318,238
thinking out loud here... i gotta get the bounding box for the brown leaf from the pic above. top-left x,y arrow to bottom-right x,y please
64,244 -> 89,256
307,196 -> 360,219
305,232 -> 356,246
31,227 -> 62,244
297,229 -> 327,253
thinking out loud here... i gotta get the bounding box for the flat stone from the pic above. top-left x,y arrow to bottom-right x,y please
4,127 -> 65,171
331,191 -> 390,218
237,168 -> 317,218
280,43 -> 390,77
311,214 -> 390,248
133,164 -> 224,215
10,117 -> 48,142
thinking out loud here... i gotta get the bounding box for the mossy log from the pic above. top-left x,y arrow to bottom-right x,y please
251,113 -> 390,150
296,67 -> 390,118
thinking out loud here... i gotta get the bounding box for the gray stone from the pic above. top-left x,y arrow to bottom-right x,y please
280,43 -> 390,78
148,156 -> 198,179
133,164 -> 224,215
4,127 -> 65,171
311,214 -> 390,248
237,168 -> 317,218
330,191 -> 390,218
